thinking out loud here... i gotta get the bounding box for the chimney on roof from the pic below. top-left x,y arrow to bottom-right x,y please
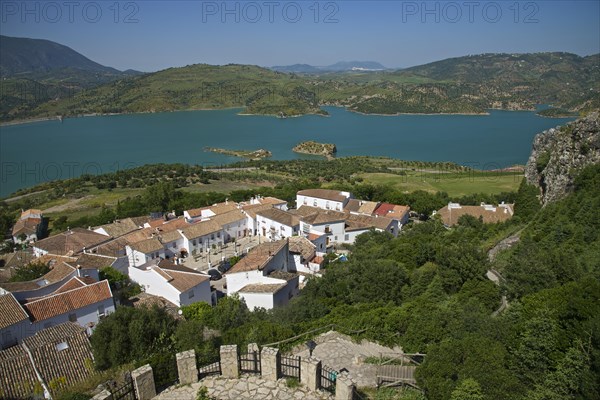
76,265 -> 82,277
225,198 -> 228,205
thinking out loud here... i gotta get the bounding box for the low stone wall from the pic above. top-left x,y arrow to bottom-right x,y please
175,343 -> 355,400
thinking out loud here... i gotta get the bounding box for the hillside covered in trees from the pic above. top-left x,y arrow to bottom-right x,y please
85,163 -> 600,400
3,51 -> 598,122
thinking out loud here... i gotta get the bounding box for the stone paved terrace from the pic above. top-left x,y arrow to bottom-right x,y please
291,331 -> 404,388
154,375 -> 334,400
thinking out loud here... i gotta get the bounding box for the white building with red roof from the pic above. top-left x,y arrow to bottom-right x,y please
0,279 -> 115,348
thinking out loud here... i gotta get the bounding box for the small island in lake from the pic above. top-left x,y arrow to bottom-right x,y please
204,147 -> 272,160
293,141 -> 337,159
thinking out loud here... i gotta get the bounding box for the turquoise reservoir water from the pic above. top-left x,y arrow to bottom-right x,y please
0,107 -> 574,197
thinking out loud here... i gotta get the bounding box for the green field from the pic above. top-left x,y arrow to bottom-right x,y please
358,171 -> 522,197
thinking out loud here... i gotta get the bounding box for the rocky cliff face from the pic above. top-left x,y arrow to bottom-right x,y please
525,112 -> 600,205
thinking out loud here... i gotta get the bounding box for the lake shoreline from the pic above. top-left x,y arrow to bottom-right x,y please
1,107 -> 576,197
1,106 -> 500,127
1,107 -> 334,127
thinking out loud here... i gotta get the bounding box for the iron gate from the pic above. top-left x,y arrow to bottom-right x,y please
280,355 -> 301,380
239,350 -> 261,374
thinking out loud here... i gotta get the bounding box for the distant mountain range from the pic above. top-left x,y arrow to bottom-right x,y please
0,35 -> 140,77
0,35 -> 143,121
0,35 -> 597,122
270,61 -> 387,73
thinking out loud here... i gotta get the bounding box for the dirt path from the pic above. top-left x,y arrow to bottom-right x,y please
486,231 -> 522,316
42,196 -> 94,213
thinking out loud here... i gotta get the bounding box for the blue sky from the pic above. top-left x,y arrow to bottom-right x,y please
1,0 -> 599,71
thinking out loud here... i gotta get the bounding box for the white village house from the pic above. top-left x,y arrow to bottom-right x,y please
0,279 -> 115,349
225,240 -> 300,311
255,208 -> 300,241
128,260 -> 211,307
296,189 -> 352,212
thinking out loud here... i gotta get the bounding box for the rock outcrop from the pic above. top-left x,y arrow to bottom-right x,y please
292,141 -> 337,159
525,112 -> 600,205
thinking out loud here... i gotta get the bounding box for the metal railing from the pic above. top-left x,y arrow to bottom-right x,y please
239,350 -> 261,374
107,372 -> 136,400
280,355 -> 301,380
319,365 -> 337,394
198,361 -> 222,380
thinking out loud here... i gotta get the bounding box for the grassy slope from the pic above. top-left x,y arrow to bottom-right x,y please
357,171 -> 522,197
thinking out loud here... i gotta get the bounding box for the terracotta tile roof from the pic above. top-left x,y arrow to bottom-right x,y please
268,270 -> 298,281
288,236 -> 316,260
147,218 -> 169,228
95,218 -> 140,238
0,345 -> 39,399
343,199 -> 361,213
79,276 -> 97,285
159,229 -> 184,243
43,261 -> 77,283
152,217 -> 189,233
208,202 -> 239,215
311,256 -> 325,265
256,208 -> 300,227
186,202 -> 238,219
259,197 -> 287,206
0,293 -> 28,329
23,322 -> 94,396
307,233 -> 325,241
345,199 -> 380,215
185,207 -> 204,218
91,237 -> 129,257
122,227 -> 155,243
358,201 -> 380,215
0,250 -> 35,271
435,203 -> 515,226
238,283 -> 286,293
129,293 -> 181,319
34,228 -> 111,256
375,203 -> 410,220
12,217 -> 42,237
23,280 -> 112,322
297,189 -> 349,203
180,220 -> 222,240
129,238 -> 164,254
294,206 -> 347,225
346,214 -> 394,231
53,277 -> 88,294
242,203 -> 274,219
227,240 -> 288,274
389,205 -> 410,220
75,253 -> 117,270
374,203 -> 395,216
0,261 -> 76,293
152,261 -> 209,293
211,209 -> 246,225
129,216 -> 151,227
37,254 -> 77,266
22,209 -> 42,217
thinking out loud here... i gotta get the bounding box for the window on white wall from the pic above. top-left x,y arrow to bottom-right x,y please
313,199 -> 317,206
